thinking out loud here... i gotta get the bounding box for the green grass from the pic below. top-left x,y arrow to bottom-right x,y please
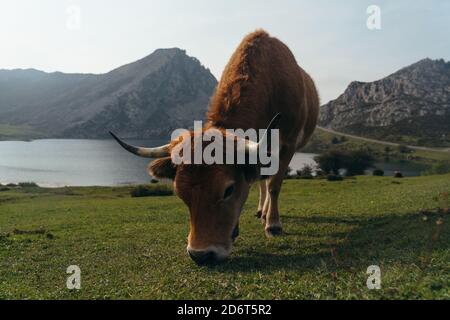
304,128 -> 450,164
0,176 -> 449,299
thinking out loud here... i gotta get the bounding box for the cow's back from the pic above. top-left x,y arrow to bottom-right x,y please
207,30 -> 319,149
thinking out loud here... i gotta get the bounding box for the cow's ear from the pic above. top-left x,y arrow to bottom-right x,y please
148,157 -> 177,180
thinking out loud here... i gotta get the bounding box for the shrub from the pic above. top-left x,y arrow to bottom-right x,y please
130,184 -> 173,197
398,145 -> 412,154
344,150 -> 375,176
326,174 -> 343,181
421,161 -> 450,175
331,136 -> 340,144
315,149 -> 374,176
18,182 -> 39,188
314,150 -> 345,175
372,168 -> 384,176
0,186 -> 10,192
394,171 -> 403,178
297,165 -> 314,179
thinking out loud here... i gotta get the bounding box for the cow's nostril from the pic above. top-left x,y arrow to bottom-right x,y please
188,250 -> 217,265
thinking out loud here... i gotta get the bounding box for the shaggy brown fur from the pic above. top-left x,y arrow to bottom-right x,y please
207,29 -> 319,147
148,30 -> 319,257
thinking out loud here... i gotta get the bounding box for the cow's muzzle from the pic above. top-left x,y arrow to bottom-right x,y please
187,245 -> 229,265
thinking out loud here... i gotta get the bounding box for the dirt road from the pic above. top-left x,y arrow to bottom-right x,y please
317,127 -> 450,153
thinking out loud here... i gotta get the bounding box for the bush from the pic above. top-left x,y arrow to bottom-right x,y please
0,186 -> 10,192
326,174 -> 343,181
344,150 -> 375,176
314,150 -> 344,175
421,161 -> 450,175
372,168 -> 384,176
394,171 -> 403,178
130,184 -> 173,197
296,165 -> 314,179
18,182 -> 39,188
314,149 -> 374,176
331,136 -> 340,144
398,145 -> 412,154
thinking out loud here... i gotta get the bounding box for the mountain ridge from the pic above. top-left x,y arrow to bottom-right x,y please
318,58 -> 450,147
0,48 -> 217,139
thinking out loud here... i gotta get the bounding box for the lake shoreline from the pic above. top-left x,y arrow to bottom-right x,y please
0,139 -> 432,187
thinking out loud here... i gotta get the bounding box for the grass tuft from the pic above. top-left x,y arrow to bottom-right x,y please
130,184 -> 173,197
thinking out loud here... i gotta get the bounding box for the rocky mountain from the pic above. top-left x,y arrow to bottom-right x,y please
0,48 -> 217,139
319,58 -> 450,147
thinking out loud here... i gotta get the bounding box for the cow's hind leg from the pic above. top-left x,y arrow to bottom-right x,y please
263,147 -> 294,237
256,180 -> 267,218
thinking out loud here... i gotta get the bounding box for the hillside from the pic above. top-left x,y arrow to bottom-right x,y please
319,59 -> 450,147
0,49 -> 217,139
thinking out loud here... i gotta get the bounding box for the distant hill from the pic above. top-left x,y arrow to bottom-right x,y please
319,59 -> 450,147
0,48 -> 217,139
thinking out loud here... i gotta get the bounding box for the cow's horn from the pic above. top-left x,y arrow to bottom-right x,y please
245,113 -> 281,155
109,131 -> 170,158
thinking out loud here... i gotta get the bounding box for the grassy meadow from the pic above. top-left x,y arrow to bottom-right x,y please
0,174 -> 449,299
305,128 -> 450,165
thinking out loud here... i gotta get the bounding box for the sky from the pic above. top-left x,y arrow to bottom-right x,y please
1,0 -> 449,103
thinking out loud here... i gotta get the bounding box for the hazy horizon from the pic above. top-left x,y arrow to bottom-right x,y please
1,0 -> 449,103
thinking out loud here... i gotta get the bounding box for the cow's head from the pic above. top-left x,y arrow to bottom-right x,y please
110,114 -> 280,265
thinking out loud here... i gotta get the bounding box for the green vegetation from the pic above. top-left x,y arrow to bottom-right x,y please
340,114 -> 450,148
422,161 -> 450,176
314,149 -> 374,176
296,165 -> 314,179
372,169 -> 385,177
0,125 -> 45,141
0,175 -> 449,299
130,184 -> 174,197
17,182 -> 39,188
303,128 -> 450,171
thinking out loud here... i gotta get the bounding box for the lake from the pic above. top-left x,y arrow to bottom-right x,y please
0,139 -> 424,187
0,139 -> 317,187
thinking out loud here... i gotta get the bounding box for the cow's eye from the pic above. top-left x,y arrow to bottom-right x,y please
223,184 -> 235,200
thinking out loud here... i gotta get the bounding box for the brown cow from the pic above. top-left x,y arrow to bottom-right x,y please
111,30 -> 319,265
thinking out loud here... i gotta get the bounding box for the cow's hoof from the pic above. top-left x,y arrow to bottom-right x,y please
265,225 -> 283,237
255,210 -> 262,219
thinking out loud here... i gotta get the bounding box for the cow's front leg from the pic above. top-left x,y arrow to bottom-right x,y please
264,153 -> 292,237
256,180 -> 267,218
